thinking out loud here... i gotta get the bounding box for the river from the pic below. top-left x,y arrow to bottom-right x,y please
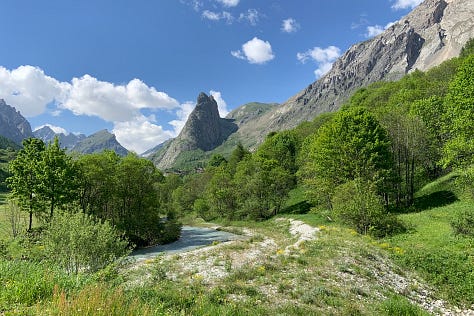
130,226 -> 242,261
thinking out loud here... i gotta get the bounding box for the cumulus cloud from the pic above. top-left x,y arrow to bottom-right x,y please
231,37 -> 275,64
113,116 -> 174,154
238,9 -> 260,26
0,65 -> 66,117
168,101 -> 196,136
0,65 -> 186,153
61,75 -> 179,122
365,21 -> 396,38
34,124 -> 68,135
281,18 -> 300,33
216,0 -> 239,7
391,0 -> 423,10
202,10 -> 234,23
297,46 -> 341,78
210,90 -> 229,117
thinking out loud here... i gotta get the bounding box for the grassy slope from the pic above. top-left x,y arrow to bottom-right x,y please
1,174 -> 472,314
382,173 -> 474,305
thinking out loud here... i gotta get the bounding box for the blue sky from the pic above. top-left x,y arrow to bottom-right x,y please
0,0 -> 422,153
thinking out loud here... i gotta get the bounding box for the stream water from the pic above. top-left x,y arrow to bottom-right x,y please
130,226 -> 241,261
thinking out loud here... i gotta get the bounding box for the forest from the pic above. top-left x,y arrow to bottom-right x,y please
0,39 -> 473,314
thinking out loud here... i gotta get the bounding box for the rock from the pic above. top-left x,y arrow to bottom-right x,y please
0,99 -> 33,144
71,129 -> 128,156
234,0 -> 474,147
154,93 -> 237,170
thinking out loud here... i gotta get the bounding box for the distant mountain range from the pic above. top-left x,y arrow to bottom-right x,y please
150,0 -> 474,170
0,100 -> 128,156
1,0 -> 472,170
34,126 -> 86,149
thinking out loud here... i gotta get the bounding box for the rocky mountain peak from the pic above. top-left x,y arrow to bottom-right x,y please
153,92 -> 237,170
235,0 -> 474,144
0,99 -> 33,144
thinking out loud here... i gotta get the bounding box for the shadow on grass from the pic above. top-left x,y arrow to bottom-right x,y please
414,190 -> 458,211
281,201 -> 313,214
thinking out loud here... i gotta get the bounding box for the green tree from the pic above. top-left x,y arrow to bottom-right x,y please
205,166 -> 236,220
115,153 -> 164,245
299,107 -> 392,209
77,150 -> 120,219
256,130 -> 299,175
442,55 -> 474,169
7,138 -> 46,230
234,156 -> 293,219
38,137 -> 80,218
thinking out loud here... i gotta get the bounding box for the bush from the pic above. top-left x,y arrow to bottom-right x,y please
43,210 -> 130,274
332,179 -> 404,237
451,208 -> 474,236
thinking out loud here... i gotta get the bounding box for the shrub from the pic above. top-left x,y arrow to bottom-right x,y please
332,179 -> 404,237
43,210 -> 130,274
451,208 -> 474,236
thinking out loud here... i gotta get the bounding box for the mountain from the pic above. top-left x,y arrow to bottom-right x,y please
71,129 -> 128,156
229,0 -> 474,147
0,99 -> 33,144
152,93 -> 238,170
33,126 -> 86,149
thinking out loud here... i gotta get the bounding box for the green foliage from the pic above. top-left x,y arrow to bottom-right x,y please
0,259 -> 89,310
38,137 -> 80,218
332,179 -> 404,237
442,55 -> 474,168
7,138 -> 46,230
207,153 -> 227,168
451,207 -> 474,236
256,130 -> 299,175
77,151 -> 178,246
300,107 -> 393,209
43,210 -> 130,274
378,295 -> 429,316
460,38 -> 474,58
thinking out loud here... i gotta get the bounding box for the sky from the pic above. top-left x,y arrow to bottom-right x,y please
0,0 -> 423,153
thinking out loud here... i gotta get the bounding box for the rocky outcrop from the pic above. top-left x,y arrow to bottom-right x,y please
71,129 -> 128,156
0,99 -> 33,144
154,93 -> 237,170
235,0 -> 474,146
33,126 -> 86,149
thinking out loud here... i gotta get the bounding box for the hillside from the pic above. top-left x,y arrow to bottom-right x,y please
34,126 -> 86,149
235,0 -> 474,147
0,99 -> 33,145
151,0 -> 474,171
71,129 -> 128,156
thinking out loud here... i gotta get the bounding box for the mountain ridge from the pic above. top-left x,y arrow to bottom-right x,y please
150,0 -> 474,170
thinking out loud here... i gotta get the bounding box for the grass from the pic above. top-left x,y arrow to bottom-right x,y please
382,173 -> 474,305
1,173 -> 472,314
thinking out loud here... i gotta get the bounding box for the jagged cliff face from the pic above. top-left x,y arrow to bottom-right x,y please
154,93 -> 237,170
0,99 -> 33,144
235,0 -> 474,146
34,126 -> 86,149
71,129 -> 128,156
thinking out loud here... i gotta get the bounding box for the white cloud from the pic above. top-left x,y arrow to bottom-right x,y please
168,101 -> 196,136
216,0 -> 239,7
281,18 -> 300,33
0,65 -> 186,153
202,10 -> 234,23
297,46 -> 341,78
113,116 -> 174,154
62,75 -> 179,122
239,9 -> 260,26
210,90 -> 229,117
0,65 -> 66,117
232,37 -> 275,64
391,0 -> 423,10
34,124 -> 68,135
365,21 -> 396,38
